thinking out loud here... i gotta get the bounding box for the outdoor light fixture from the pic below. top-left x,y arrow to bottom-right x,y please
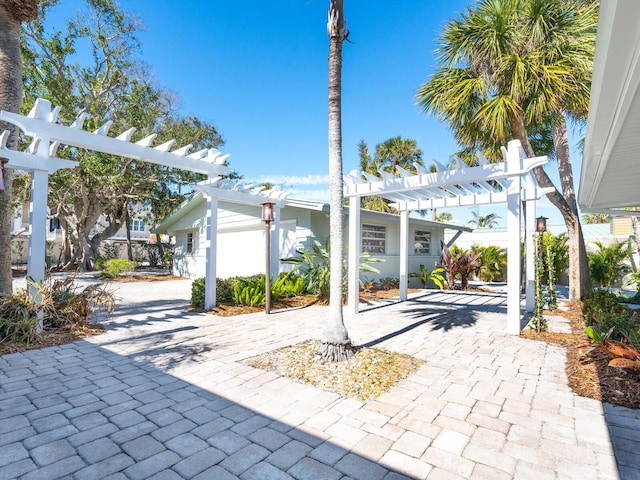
536,216 -> 548,233
261,201 -> 276,314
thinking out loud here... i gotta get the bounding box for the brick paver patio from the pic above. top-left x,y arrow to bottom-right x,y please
1,278 -> 639,479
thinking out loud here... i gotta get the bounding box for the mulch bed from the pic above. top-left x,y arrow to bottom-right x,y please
522,303 -> 640,409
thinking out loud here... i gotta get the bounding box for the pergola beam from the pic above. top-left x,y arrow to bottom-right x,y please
344,139 -> 549,335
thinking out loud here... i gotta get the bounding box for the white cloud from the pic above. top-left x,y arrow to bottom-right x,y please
247,174 -> 330,186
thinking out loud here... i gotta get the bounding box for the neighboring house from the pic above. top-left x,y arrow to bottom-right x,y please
154,191 -> 470,285
10,202 -> 154,266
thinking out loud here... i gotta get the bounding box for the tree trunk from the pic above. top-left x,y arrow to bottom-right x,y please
124,208 -> 133,261
511,114 -> 591,301
324,0 -> 353,362
0,6 -> 22,294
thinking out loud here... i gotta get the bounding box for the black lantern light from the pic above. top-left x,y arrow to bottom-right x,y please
536,216 -> 548,233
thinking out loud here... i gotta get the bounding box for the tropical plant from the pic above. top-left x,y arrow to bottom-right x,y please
540,232 -> 569,283
435,212 -> 453,223
416,0 -> 598,302
0,1 -> 38,294
282,240 -> 380,301
358,137 -> 424,213
438,243 -> 481,290
588,241 -> 630,288
0,277 -> 114,343
473,245 -> 507,282
468,212 -> 500,229
582,213 -> 611,224
409,264 -> 445,289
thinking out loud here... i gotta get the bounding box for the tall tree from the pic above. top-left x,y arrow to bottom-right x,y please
358,136 -> 424,213
322,0 -> 352,362
0,0 -> 38,294
469,211 -> 501,228
18,1 -> 226,270
416,0 -> 598,301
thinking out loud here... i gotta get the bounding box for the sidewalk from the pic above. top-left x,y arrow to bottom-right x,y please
1,278 -> 639,479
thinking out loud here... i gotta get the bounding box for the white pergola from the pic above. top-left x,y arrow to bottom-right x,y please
193,177 -> 289,310
344,139 -> 554,334
0,98 -> 230,316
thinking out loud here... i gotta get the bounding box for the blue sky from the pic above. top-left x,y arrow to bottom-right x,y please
48,0 -> 581,226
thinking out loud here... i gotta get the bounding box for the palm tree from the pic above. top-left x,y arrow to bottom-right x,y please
0,1 -> 38,294
416,0 -> 597,301
468,211 -> 501,228
582,213 -> 611,224
359,136 -> 424,213
322,0 -> 352,362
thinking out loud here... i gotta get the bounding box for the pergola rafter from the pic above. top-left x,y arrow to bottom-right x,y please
0,98 -> 231,328
344,139 -> 553,334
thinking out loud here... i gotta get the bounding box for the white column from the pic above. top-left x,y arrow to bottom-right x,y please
506,140 -> 523,335
347,199 -> 361,315
204,196 -> 218,310
27,169 -> 49,333
525,199 -> 536,312
399,210 -> 409,301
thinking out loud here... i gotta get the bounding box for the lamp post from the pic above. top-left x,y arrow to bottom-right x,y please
261,201 -> 275,314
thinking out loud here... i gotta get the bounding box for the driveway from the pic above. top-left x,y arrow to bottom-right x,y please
1,277 -> 639,479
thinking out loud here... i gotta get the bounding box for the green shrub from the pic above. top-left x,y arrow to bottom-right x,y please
588,240 -> 630,288
378,277 -> 400,290
105,259 -> 138,277
191,278 -> 206,309
582,289 -> 640,348
273,273 -> 307,297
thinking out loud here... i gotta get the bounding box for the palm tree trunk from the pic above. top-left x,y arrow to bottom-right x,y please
511,114 -> 590,301
0,2 -> 37,294
321,0 -> 353,362
0,7 -> 22,294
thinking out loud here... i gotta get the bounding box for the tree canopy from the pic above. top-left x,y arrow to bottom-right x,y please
17,0 -> 231,270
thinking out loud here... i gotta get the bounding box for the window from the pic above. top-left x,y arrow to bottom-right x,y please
362,224 -> 386,253
186,232 -> 194,254
414,230 -> 431,254
130,219 -> 146,232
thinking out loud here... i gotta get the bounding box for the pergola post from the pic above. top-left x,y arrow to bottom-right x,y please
347,199 -> 361,314
506,140 -> 523,334
204,195 -> 218,310
399,210 -> 409,301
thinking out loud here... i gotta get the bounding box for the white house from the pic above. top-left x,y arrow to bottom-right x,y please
153,191 -> 470,285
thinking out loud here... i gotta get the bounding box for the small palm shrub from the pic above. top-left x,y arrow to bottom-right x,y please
588,240 -> 630,288
472,244 -> 506,282
282,240 -> 380,301
409,264 -> 445,289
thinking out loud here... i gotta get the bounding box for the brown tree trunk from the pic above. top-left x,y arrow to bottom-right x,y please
0,6 -> 21,294
511,114 -> 591,301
